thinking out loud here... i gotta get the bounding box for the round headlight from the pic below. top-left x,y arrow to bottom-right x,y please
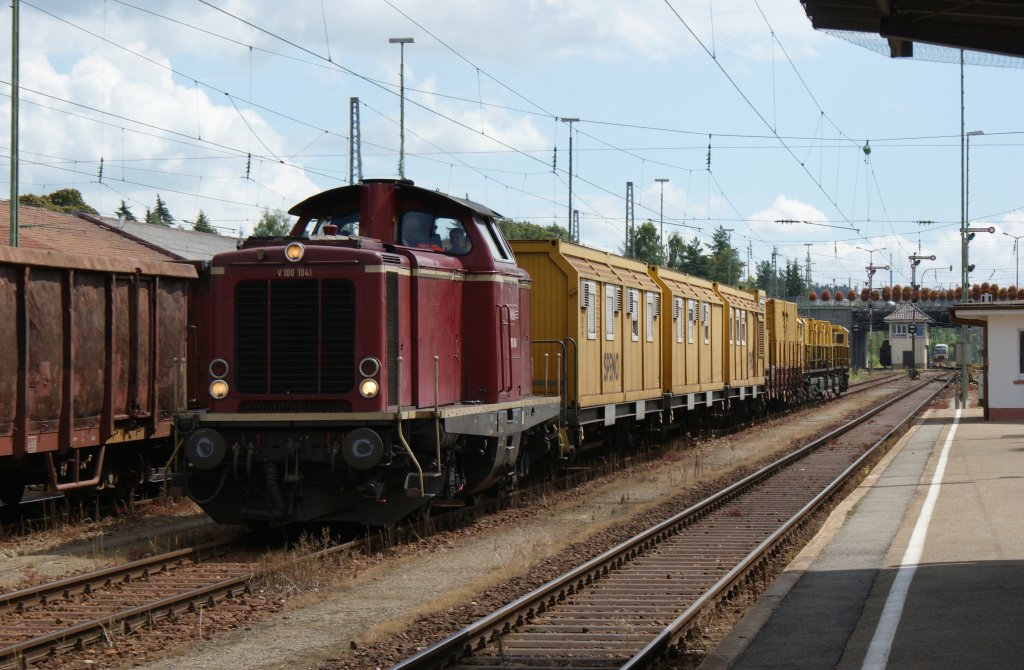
358,357 -> 381,378
359,378 -> 379,398
208,358 -> 229,379
284,242 -> 305,262
209,379 -> 230,399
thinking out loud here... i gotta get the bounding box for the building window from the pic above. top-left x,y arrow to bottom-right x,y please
1019,330 -> 1024,376
893,323 -> 908,338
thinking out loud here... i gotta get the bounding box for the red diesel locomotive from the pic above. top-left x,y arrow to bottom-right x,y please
175,180 -> 561,527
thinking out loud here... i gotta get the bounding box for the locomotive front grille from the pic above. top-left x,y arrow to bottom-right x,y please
235,279 -> 355,394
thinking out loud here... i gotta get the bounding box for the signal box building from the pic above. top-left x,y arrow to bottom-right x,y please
951,300 -> 1024,421
883,302 -> 933,369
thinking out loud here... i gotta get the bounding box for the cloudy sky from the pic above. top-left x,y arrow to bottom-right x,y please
1,0 -> 1022,292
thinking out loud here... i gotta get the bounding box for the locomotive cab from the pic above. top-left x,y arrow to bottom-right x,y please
174,180 -> 559,527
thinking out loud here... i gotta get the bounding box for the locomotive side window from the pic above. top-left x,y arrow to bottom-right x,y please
436,217 -> 471,255
401,211 -> 442,249
474,216 -> 512,261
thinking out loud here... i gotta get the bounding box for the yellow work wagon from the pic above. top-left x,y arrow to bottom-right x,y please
510,240 -> 663,437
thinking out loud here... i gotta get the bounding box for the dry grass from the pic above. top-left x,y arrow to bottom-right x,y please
253,528 -> 341,596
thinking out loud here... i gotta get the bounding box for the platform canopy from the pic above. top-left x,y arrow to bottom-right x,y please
799,1 -> 1024,61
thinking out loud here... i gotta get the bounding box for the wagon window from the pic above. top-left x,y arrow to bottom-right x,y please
582,280 -> 597,340
605,285 -> 619,342
742,310 -> 747,345
674,297 -> 683,343
630,290 -> 641,342
702,302 -> 710,344
687,299 -> 696,344
644,292 -> 654,343
729,308 -> 735,344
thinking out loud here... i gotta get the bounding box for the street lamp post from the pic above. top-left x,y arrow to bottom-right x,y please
909,254 -> 936,375
389,37 -> 414,179
960,128 -> 984,405
655,178 -> 669,256
857,246 -> 885,369
1004,232 -> 1024,288
561,118 -> 580,242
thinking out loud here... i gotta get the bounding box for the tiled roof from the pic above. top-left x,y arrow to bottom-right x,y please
87,215 -> 240,261
883,301 -> 934,323
0,201 -> 179,263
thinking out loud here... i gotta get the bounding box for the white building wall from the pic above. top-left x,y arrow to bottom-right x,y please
888,324 -> 929,368
986,314 -> 1024,410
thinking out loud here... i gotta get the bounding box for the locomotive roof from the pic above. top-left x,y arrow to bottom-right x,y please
288,179 -> 502,219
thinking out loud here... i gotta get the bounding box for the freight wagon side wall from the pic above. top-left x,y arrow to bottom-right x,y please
653,268 -> 721,395
0,246 -> 196,461
507,242 -> 573,403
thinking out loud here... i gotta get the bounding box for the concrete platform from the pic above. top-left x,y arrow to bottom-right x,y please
702,407 -> 1024,669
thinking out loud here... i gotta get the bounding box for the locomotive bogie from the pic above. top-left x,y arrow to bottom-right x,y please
178,396 -> 560,525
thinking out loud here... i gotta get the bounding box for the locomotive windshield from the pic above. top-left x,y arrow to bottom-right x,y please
307,212 -> 359,237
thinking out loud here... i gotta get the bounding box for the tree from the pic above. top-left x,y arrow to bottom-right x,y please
497,219 -> 570,241
631,221 -> 663,266
784,259 -> 803,299
705,225 -> 743,285
115,200 -> 137,222
17,188 -> 98,215
192,210 -> 216,234
252,209 -> 292,237
146,195 -> 173,226
754,259 -> 776,295
665,232 -> 687,271
679,236 -> 709,278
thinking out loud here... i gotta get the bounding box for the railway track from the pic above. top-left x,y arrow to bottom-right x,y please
0,372 -> 915,669
390,373 -> 950,670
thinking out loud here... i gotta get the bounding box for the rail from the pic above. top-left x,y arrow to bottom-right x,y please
390,374 -> 950,669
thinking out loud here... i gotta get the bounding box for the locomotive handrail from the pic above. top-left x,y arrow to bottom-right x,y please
532,338 -> 577,424
394,356 -> 425,496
